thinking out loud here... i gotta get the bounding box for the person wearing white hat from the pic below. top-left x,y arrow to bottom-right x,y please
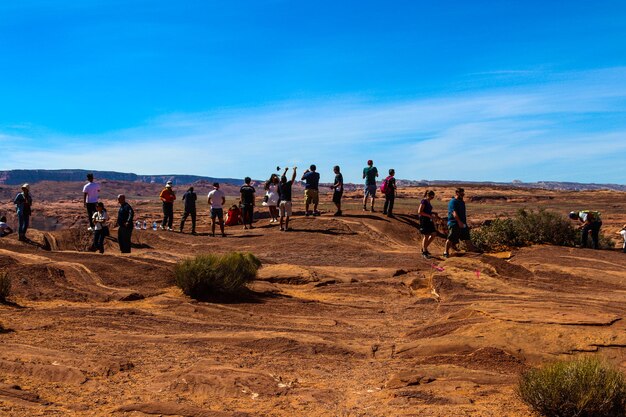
13,183 -> 33,241
159,181 -> 176,231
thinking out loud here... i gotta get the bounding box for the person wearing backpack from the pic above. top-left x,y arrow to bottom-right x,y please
362,160 -> 378,212
382,169 -> 397,217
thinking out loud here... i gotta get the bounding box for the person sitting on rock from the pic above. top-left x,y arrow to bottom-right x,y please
0,216 -> 13,237
569,210 -> 603,249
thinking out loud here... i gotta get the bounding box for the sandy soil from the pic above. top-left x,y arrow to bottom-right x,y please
0,185 -> 625,416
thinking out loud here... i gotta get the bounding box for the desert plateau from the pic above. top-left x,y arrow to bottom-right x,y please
1,182 -> 625,417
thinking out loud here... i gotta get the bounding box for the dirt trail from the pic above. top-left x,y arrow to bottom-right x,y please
1,205 -> 625,416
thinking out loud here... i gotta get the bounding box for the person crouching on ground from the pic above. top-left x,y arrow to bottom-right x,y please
240,177 -> 256,229
302,164 -> 321,216
279,166 -> 297,231
117,194 -> 134,254
159,181 -> 176,231
619,224 -> 626,253
180,186 -> 197,234
444,188 -> 470,258
418,190 -> 439,259
569,210 -> 603,249
331,165 -> 343,216
92,202 -> 109,254
14,183 -> 32,242
208,182 -> 226,237
0,216 -> 13,237
382,169 -> 397,217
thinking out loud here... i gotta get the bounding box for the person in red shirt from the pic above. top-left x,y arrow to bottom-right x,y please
159,181 -> 176,231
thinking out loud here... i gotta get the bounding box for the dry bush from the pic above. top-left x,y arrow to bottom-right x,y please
472,209 -> 578,252
0,271 -> 11,303
518,356 -> 626,417
175,252 -> 261,299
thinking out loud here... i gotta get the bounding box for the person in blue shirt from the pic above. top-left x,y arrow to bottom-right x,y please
444,188 -> 470,258
301,164 -> 321,216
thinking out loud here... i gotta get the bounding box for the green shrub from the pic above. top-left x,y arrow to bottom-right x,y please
472,209 -> 578,252
518,356 -> 626,417
174,252 -> 261,299
0,271 -> 10,303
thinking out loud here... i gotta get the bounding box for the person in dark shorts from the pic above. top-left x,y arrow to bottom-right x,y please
240,177 -> 256,229
569,210 -> 603,249
302,164 -> 321,216
179,186 -> 197,234
331,165 -> 343,216
208,182 -> 226,237
382,169 -> 397,217
362,160 -> 378,212
418,190 -> 439,259
279,167 -> 297,231
117,194 -> 134,254
444,188 -> 470,258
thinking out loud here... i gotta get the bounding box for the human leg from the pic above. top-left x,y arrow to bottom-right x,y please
591,221 -> 602,249
86,203 -> 97,228
581,224 -> 591,248
180,210 -> 189,232
190,211 -> 197,233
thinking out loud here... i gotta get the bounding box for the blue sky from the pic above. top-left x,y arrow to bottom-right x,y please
1,0 -> 626,183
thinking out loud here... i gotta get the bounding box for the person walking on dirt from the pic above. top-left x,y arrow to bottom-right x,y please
159,181 -> 176,231
92,202 -> 109,254
382,169 -> 397,217
83,173 -> 100,231
363,160 -> 378,212
208,182 -> 226,237
569,210 -> 603,249
240,177 -> 256,229
0,216 -> 13,237
279,167 -> 297,231
117,194 -> 134,253
444,188 -> 470,258
331,166 -> 343,216
263,174 -> 280,223
418,190 -> 439,259
13,183 -> 32,242
179,186 -> 197,234
302,164 -> 321,216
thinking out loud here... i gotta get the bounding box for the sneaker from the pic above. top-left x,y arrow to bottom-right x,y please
333,210 -> 342,216
305,212 -> 311,217
442,252 -> 449,259
279,227 -> 284,231
191,231 -> 197,235
87,227 -> 94,232
363,206 -> 367,212
221,233 -> 226,237
243,226 -> 248,230
370,208 -> 375,213
168,227 -> 173,231
313,211 -> 321,216
159,225 -> 165,230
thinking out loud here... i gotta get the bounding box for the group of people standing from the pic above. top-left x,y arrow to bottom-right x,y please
3,168 -> 624,256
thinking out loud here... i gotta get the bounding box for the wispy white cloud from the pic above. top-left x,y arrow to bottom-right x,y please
3,67 -> 626,183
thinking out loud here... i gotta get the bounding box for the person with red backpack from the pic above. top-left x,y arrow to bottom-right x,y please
382,169 -> 397,218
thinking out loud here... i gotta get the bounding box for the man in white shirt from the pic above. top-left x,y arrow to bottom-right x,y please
83,173 -> 100,231
207,182 -> 226,237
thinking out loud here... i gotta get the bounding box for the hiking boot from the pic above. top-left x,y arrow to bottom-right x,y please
442,252 -> 449,259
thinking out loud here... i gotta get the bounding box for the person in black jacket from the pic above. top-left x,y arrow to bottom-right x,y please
179,186 -> 197,234
117,194 -> 134,253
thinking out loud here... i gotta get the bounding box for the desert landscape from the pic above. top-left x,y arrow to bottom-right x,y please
1,182 -> 625,416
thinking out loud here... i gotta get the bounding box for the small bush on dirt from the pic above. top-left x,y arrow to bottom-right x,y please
0,271 -> 11,303
472,209 -> 578,252
174,252 -> 261,299
518,356 -> 626,417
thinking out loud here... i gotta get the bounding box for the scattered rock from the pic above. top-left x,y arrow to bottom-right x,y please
386,371 -> 435,389
393,269 -> 409,277
118,292 -> 145,302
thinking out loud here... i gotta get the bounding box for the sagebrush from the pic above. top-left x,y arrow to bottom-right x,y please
472,209 -> 578,252
0,271 -> 10,302
518,356 -> 626,417
175,252 -> 261,299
